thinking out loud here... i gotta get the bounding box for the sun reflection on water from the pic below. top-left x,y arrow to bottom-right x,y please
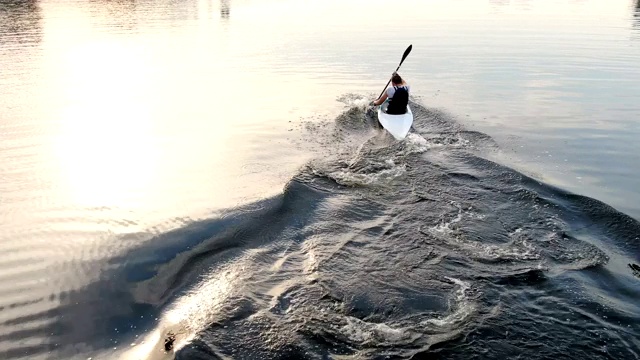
51,40 -> 161,210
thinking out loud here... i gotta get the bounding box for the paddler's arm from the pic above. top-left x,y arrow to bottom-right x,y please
372,92 -> 388,106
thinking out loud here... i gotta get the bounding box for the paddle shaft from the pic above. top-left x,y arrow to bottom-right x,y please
377,44 -> 412,100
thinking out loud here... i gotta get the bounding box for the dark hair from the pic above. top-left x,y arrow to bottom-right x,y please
391,73 -> 403,84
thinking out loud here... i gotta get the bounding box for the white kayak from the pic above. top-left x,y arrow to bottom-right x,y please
377,101 -> 413,140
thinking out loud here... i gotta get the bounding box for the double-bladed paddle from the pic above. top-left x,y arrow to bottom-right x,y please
377,44 -> 413,100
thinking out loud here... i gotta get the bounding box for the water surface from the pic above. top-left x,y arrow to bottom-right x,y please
1,0 -> 639,359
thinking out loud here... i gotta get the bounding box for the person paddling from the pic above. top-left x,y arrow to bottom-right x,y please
372,72 -> 410,114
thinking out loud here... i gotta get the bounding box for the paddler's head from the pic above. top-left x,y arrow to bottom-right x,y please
391,72 -> 403,85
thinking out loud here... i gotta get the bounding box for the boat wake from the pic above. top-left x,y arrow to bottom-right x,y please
16,96 -> 639,360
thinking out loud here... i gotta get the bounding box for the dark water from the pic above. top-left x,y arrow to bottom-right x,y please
10,102 -> 637,360
1,0 -> 640,359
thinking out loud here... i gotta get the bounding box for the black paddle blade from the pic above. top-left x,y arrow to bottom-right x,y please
377,44 -> 413,100
396,44 -> 413,71
401,44 -> 413,63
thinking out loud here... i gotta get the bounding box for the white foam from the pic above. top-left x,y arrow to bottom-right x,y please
429,207 -> 538,261
351,97 -> 371,108
336,93 -> 370,109
474,228 -> 539,261
403,133 -> 430,154
328,160 -> 406,186
480,245 -> 538,260
429,202 -> 463,234
340,316 -> 410,343
423,278 -> 475,327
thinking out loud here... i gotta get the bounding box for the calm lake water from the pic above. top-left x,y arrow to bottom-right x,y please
1,0 -> 639,359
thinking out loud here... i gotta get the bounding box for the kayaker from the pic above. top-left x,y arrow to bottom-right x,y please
372,72 -> 410,114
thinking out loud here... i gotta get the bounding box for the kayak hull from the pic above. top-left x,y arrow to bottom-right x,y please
377,103 -> 413,140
